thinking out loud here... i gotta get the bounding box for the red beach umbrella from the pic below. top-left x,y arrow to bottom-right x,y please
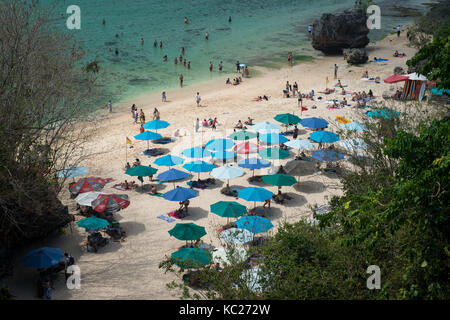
69,177 -> 106,196
383,74 -> 409,83
92,194 -> 130,214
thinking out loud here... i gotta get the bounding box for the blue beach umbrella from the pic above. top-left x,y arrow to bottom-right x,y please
22,247 -> 64,269
143,120 -> 170,131
312,149 -> 344,162
56,165 -> 89,179
258,132 -> 289,144
77,216 -> 109,230
310,131 -> 340,143
205,138 -> 235,151
235,216 -> 274,234
238,158 -> 271,176
154,154 -> 185,167
157,168 -> 190,186
181,147 -> 212,158
253,121 -> 281,133
341,121 -> 367,132
183,160 -> 216,179
238,187 -> 273,208
300,117 -> 328,129
212,150 -> 237,160
163,186 -> 198,201
285,139 -> 314,150
134,130 -> 163,150
221,228 -> 254,245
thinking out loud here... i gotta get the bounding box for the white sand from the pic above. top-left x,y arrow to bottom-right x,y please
5,33 -> 418,300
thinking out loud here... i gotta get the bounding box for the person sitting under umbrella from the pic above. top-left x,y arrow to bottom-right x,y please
277,165 -> 287,174
179,200 -> 190,213
295,151 -> 308,161
324,162 -> 340,173
148,185 -> 158,195
106,220 -> 126,241
133,158 -> 141,167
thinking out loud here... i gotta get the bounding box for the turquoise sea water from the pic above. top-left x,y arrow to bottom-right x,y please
48,0 -> 430,105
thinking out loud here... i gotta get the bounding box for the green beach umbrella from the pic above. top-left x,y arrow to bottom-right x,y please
168,223 -> 206,243
76,216 -> 109,230
274,113 -> 301,125
258,147 -> 290,160
125,165 -> 158,177
228,130 -> 257,141
210,201 -> 247,219
171,247 -> 212,269
262,174 -> 297,188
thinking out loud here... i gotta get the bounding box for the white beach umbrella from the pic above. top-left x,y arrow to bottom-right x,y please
407,73 -> 428,81
75,191 -> 107,207
338,138 -> 368,151
212,246 -> 248,266
221,228 -> 254,245
252,121 -> 281,133
210,165 -> 245,186
285,139 -> 314,150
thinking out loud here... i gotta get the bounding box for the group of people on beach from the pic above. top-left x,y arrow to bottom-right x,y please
195,117 -> 218,132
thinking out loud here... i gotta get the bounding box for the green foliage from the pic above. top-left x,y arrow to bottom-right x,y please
407,24 -> 450,89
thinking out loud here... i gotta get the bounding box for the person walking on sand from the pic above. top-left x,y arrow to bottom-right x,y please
153,108 -> 160,120
236,60 -> 240,73
179,74 -> 184,87
133,108 -> 138,124
162,91 -> 166,102
396,25 -> 401,37
334,64 -> 338,79
107,100 -> 112,113
131,104 -> 136,119
195,118 -> 200,132
196,92 -> 201,107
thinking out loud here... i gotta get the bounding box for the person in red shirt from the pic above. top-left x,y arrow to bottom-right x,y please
139,125 -> 145,133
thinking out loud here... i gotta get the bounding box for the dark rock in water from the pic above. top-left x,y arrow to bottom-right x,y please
343,48 -> 368,65
394,66 -> 405,74
312,8 -> 370,54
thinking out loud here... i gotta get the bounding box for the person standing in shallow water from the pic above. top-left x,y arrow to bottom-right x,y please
228,16 -> 232,23
209,61 -> 213,72
205,32 -> 209,40
159,41 -> 163,48
153,40 -> 157,47
179,74 -> 184,87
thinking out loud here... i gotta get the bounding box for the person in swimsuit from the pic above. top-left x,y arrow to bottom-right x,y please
209,61 -> 213,72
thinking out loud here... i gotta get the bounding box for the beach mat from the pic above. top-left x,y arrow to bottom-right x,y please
148,192 -> 164,197
157,214 -> 175,223
336,116 -> 351,124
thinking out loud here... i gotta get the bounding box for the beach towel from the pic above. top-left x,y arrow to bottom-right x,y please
336,116 -> 351,124
373,58 -> 388,62
148,192 -> 164,197
157,214 -> 175,223
112,185 -> 129,191
361,77 -> 376,82
334,85 -> 348,87
318,89 -> 335,94
327,105 -> 340,109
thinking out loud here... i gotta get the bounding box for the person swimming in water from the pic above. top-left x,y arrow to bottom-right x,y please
209,61 -> 213,72
115,48 -> 119,56
184,17 -> 189,24
153,40 -> 157,47
187,61 -> 191,69
181,47 -> 185,55
140,38 -> 144,46
174,57 -> 178,65
205,32 -> 209,40
228,16 -> 232,23
159,41 -> 163,48
163,55 -> 167,62
102,18 -> 106,25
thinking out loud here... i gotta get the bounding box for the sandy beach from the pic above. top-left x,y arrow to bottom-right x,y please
5,32 -> 419,300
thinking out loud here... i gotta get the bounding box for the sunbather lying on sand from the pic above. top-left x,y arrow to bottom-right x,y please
320,88 -> 335,94
113,180 -> 137,190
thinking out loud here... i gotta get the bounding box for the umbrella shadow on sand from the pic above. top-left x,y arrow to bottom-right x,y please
259,206 -> 284,220
294,180 -> 325,194
117,221 -> 146,237
184,207 -> 209,221
135,183 -> 168,193
278,193 -> 307,207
